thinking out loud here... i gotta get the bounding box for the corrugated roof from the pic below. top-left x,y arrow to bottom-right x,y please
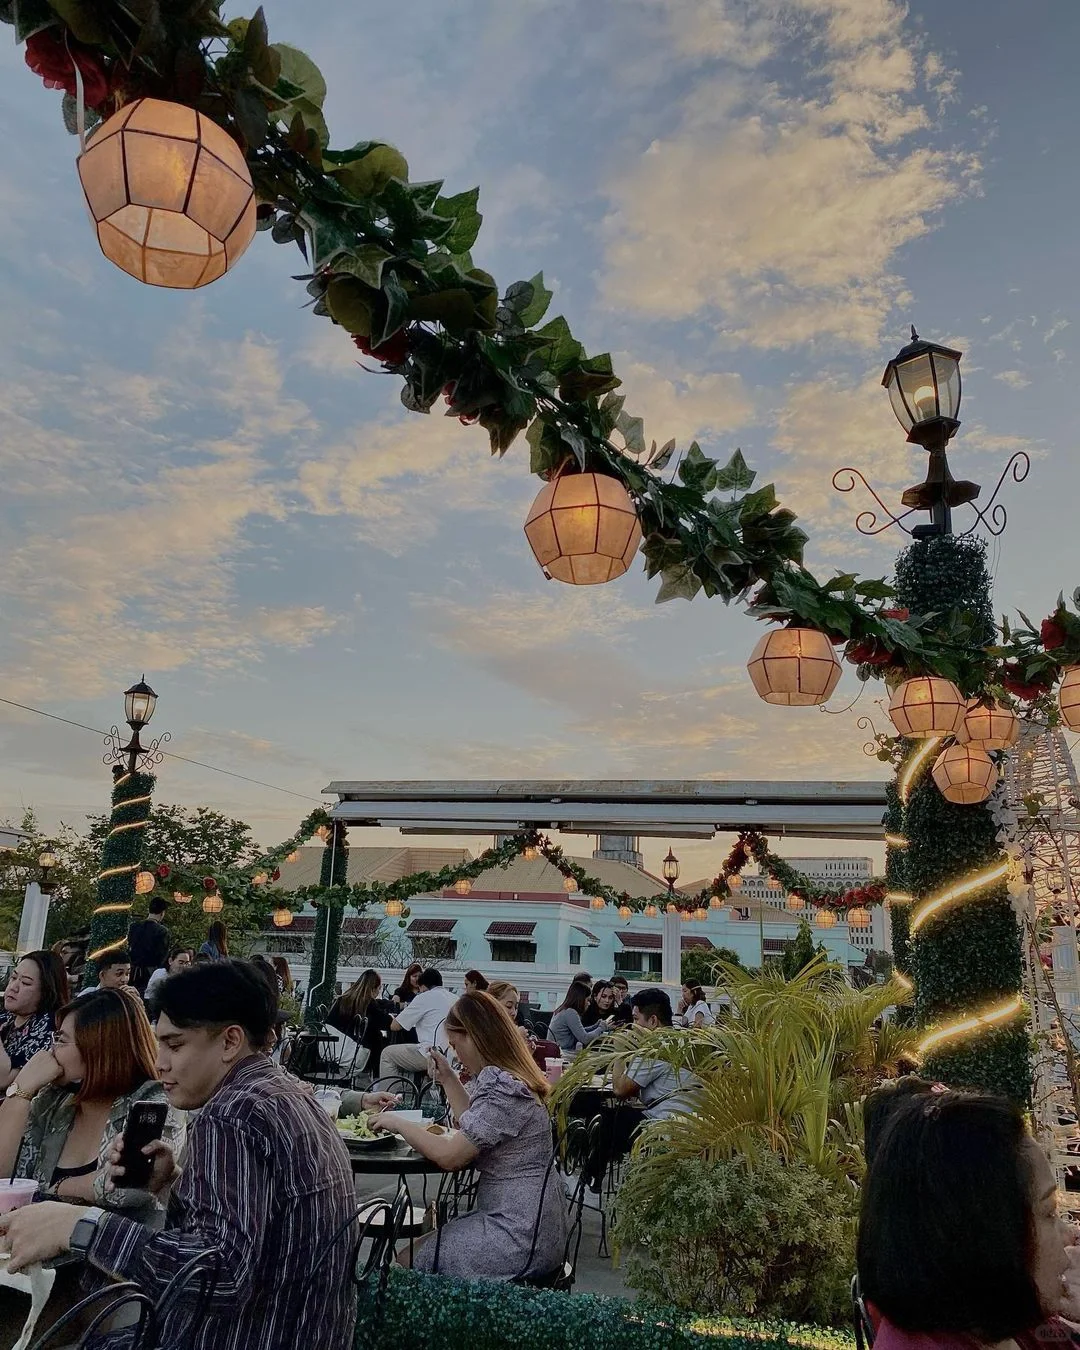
485,921 -> 537,938
407,918 -> 457,934
615,931 -> 715,951
571,926 -> 600,945
413,852 -> 665,901
260,915 -> 381,935
277,845 -> 472,890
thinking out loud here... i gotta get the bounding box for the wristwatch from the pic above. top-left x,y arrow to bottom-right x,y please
69,1207 -> 105,1257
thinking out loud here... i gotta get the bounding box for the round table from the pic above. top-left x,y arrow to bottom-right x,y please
345,1138 -> 449,1177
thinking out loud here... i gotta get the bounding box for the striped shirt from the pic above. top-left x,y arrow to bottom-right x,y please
91,1054 -> 357,1350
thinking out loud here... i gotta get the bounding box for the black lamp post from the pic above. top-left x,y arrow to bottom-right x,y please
37,848 -> 57,898
119,677 -> 158,775
662,847 -> 680,900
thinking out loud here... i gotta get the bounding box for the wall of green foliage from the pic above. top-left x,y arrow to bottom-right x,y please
354,1269 -> 857,1350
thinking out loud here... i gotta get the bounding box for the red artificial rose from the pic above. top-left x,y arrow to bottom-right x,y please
352,328 -> 410,365
155,864 -> 171,880
847,640 -> 892,667
202,876 -> 217,892
271,867 -> 281,882
25,30 -> 112,109
1000,664 -> 1051,702
881,608 -> 910,622
1041,617 -> 1067,650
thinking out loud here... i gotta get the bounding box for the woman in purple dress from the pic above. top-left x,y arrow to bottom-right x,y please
370,991 -> 567,1280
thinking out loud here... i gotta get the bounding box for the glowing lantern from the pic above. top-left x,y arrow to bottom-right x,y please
523,845 -> 539,861
202,894 -> 223,915
77,99 -> 256,289
787,892 -> 805,911
887,677 -> 966,738
134,871 -> 155,895
644,903 -> 658,918
767,877 -> 781,890
252,872 -> 268,886
590,896 -> 606,911
747,628 -> 841,707
693,907 -> 708,921
618,904 -> 632,919
172,891 -> 191,905
956,702 -> 1019,751
1059,669 -> 1080,731
666,903 -> 679,915
454,878 -> 473,897
847,906 -> 871,929
727,874 -> 742,890
814,908 -> 837,929
286,851 -> 300,864
384,898 -> 404,917
709,894 -> 723,910
563,876 -> 577,893
523,471 -> 641,585
931,744 -> 998,805
315,825 -> 331,842
272,907 -> 293,929
679,908 -> 691,922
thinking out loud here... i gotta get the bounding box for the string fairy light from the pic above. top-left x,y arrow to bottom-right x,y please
893,971 -> 914,993
884,832 -> 908,849
910,859 -> 1011,935
97,864 -> 140,880
915,994 -> 1024,1059
93,903 -> 133,915
899,737 -> 942,804
107,820 -> 147,837
884,892 -> 912,908
88,937 -> 128,962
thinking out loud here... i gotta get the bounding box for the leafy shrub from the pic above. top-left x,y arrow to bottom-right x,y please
613,1151 -> 857,1325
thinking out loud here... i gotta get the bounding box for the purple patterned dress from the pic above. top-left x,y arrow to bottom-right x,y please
417,1066 -> 567,1280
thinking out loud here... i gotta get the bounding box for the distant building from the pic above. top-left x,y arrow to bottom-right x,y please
724,857 -> 888,958
255,837 -> 878,1006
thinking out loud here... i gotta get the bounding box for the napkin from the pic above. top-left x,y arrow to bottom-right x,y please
0,1256 -> 57,1350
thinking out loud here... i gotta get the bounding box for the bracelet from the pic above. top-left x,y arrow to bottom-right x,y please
9,1085 -> 33,1103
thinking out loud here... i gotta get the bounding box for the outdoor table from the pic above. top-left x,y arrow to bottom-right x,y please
346,1138 -> 449,1178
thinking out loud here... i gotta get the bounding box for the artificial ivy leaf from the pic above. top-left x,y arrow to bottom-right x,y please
334,243 -> 393,289
558,425 -> 589,471
14,0 -> 54,39
535,316 -> 584,376
714,447 -> 756,493
518,272 -> 553,328
526,417 -> 565,477
651,439 -> 676,471
377,271 -> 410,345
616,409 -> 646,455
502,280 -> 535,314
598,391 -> 625,436
641,534 -> 687,579
243,4 -> 268,59
677,442 -> 717,493
853,578 -> 895,600
739,483 -> 779,520
655,565 -> 701,604
824,574 -> 858,594
271,42 -> 327,108
560,353 -> 620,403
329,144 -> 409,199
46,0 -> 105,42
232,87 -> 269,149
480,404 -> 531,456
432,187 -> 482,256
408,287 -> 478,334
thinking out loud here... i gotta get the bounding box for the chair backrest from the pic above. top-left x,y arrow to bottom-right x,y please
851,1273 -> 876,1349
368,1076 -> 420,1109
153,1248 -> 221,1348
418,1079 -> 450,1123
30,1282 -> 156,1350
511,1143 -> 562,1280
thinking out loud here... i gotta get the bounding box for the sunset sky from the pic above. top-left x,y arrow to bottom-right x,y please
0,0 -> 1075,877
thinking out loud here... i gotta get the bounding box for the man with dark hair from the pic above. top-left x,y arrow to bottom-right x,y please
382,966 -> 455,1077
612,989 -> 699,1120
572,971 -> 592,988
0,959 -> 358,1350
609,974 -> 633,1026
79,947 -> 131,996
127,896 -> 170,995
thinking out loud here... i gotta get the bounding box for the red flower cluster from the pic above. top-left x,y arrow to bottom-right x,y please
25,29 -> 112,109
271,867 -> 281,882
881,608 -> 910,622
202,876 -> 217,892
353,328 -> 410,366
1041,616 -> 1067,650
155,864 -> 171,880
846,639 -> 892,667
1001,664 -> 1052,702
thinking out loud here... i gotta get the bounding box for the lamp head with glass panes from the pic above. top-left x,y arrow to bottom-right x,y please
881,327 -> 962,450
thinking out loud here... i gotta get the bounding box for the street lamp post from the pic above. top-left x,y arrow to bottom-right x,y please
16,848 -> 58,955
661,847 -> 681,988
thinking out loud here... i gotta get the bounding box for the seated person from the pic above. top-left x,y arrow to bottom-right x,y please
79,947 -> 132,996
612,989 -> 699,1120
677,983 -> 715,1028
0,960 -> 360,1350
327,969 -> 393,1078
144,947 -> 193,1014
392,963 -> 423,1009
581,980 -> 615,1028
0,951 -> 69,1091
463,970 -> 489,994
858,1085 -> 1079,1348
370,991 -> 567,1280
609,976 -> 634,1026
548,980 -> 610,1054
0,988 -> 183,1206
381,968 -> 456,1078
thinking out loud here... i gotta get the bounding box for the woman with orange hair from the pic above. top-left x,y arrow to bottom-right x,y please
0,988 -> 183,1207
370,990 -> 566,1280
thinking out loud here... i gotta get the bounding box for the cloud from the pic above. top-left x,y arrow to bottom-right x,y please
602,0 -> 978,349
993,370 -> 1031,390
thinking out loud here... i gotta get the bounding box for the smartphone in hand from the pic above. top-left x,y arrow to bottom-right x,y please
117,1102 -> 168,1189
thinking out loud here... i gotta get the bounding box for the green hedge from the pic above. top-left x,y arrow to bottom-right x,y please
355,1269 -> 856,1350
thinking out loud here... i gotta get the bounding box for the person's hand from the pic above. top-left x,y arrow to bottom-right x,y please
428,1048 -> 456,1087
362,1092 -> 402,1112
0,1201 -> 83,1274
13,1050 -> 63,1097
368,1112 -> 404,1137
104,1135 -> 178,1199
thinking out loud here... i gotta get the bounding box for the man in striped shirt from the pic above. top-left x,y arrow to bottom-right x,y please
0,960 -> 360,1349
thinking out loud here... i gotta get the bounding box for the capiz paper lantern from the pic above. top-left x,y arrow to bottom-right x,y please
956,702 -> 1020,751
524,471 -> 641,585
590,895 -> 606,911
384,897 -> 404,917
887,676 -> 966,738
931,743 -> 998,805
77,98 -> 256,289
787,892 -> 805,911
272,907 -> 293,929
847,906 -> 871,928
814,908 -> 837,929
618,903 -> 632,919
1059,668 -> 1080,731
747,628 -> 841,707
134,870 -> 155,895
202,893 -> 223,914
172,891 -> 191,905
709,894 -> 723,910
693,906 -> 707,921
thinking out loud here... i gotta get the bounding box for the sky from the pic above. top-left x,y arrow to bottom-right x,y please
0,0 -> 1076,879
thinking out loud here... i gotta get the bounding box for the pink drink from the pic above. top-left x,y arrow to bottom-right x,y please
0,1180 -> 38,1214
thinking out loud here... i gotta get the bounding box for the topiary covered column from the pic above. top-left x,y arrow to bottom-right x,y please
894,535 -> 1029,1101
84,767 -> 155,987
305,820 -> 348,1023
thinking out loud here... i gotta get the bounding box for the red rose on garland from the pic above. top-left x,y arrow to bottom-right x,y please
881,608 -> 910,622
353,328 -> 410,366
271,867 -> 281,882
847,640 -> 892,667
202,876 -> 217,892
155,864 -> 171,880
1001,664 -> 1052,702
1041,616 -> 1067,650
25,29 -> 112,109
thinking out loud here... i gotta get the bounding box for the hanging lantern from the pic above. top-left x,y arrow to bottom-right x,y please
679,907 -> 691,922
77,99 -> 256,289
523,470 -> 641,585
172,891 -> 191,905
709,894 -> 723,910
644,903 -> 658,918
1059,668 -> 1080,731
286,851 -> 299,864
847,906 -> 871,929
252,872 -> 268,886
315,824 -> 331,842
590,895 -> 606,911
523,845 -> 539,861
767,876 -> 781,890
814,908 -> 837,929
272,907 -> 293,929
887,676 -> 966,738
787,892 -> 805,911
727,874 -> 742,890
693,906 -> 708,921
454,878 -> 473,896
618,903 -> 632,919
956,701 -> 1019,751
202,894 -> 223,915
666,902 -> 679,915
134,871 -> 155,895
747,628 -> 842,707
931,743 -> 998,805
563,876 -> 577,893
384,898 -> 404,917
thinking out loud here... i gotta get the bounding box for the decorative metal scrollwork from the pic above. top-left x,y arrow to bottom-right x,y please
957,451 -> 1030,539
104,727 -> 171,772
831,468 -> 916,537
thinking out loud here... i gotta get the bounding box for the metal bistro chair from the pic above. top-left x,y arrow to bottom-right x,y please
29,1282 -> 156,1350
152,1249 -> 221,1349
511,1126 -> 587,1292
851,1274 -> 876,1350
316,1192 -> 404,1342
417,1079 -> 451,1125
367,1076 -> 421,1110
